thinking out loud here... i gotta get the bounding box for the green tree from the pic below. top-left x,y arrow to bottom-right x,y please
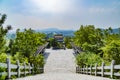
100,37 -> 120,64
74,25 -> 103,53
64,36 -> 72,49
74,25 -> 120,67
11,29 -> 46,61
0,13 -> 12,53
76,52 -> 103,66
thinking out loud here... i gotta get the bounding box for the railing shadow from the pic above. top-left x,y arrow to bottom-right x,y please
72,52 -> 77,57
52,48 -> 65,50
43,52 -> 50,63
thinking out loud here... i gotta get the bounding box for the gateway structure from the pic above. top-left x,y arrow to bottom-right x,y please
53,34 -> 65,49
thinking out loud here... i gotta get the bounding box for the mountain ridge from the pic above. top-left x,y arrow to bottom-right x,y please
36,28 -> 74,32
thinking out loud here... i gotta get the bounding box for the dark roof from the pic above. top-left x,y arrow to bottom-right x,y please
53,34 -> 64,42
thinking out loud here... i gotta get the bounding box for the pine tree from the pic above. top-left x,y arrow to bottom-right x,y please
0,13 -> 12,52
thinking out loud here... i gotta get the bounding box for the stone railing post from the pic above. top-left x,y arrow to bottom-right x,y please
111,60 -> 115,78
90,64 -> 92,75
6,58 -> 11,80
84,66 -> 86,74
95,63 -> 97,76
101,62 -> 105,77
28,63 -> 31,74
17,60 -> 20,78
32,64 -> 34,74
86,66 -> 88,74
77,66 -> 79,73
79,66 -> 81,73
24,62 -> 26,76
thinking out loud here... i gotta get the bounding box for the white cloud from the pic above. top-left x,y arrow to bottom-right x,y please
2,0 -> 120,30
5,13 -> 77,30
89,7 -> 116,14
29,0 -> 74,14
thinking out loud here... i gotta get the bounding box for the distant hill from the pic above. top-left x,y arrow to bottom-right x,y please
39,28 -> 60,31
6,28 -> 120,39
112,28 -> 120,33
6,28 -> 75,39
6,33 -> 16,39
36,28 -> 75,37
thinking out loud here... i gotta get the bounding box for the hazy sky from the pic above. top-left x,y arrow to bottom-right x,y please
0,0 -> 120,30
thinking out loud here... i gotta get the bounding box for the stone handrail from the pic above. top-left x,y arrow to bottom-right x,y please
76,60 -> 120,79
70,42 -> 82,54
34,42 -> 49,56
0,58 -> 43,80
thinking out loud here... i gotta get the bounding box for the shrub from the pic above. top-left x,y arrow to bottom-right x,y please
0,53 -> 8,63
30,54 -> 44,73
12,52 -> 28,64
0,53 -> 8,80
100,40 -> 120,65
76,52 -> 103,67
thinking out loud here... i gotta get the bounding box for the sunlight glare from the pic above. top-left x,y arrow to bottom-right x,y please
30,0 -> 72,13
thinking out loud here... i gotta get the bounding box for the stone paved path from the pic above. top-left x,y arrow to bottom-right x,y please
44,49 -> 76,73
16,49 -> 111,80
